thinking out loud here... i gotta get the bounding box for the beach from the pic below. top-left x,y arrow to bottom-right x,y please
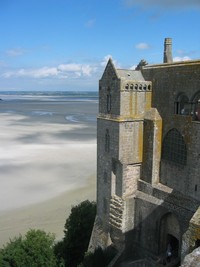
0,93 -> 97,247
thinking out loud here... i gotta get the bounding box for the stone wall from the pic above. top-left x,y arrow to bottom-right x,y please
142,61 -> 200,201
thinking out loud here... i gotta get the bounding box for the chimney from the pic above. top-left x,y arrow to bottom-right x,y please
163,38 -> 173,63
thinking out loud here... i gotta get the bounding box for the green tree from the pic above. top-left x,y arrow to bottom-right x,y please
0,229 -> 57,267
54,200 -> 96,267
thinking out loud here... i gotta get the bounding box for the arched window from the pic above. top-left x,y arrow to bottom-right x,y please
105,129 -> 110,152
162,128 -> 187,165
174,93 -> 190,115
107,88 -> 111,113
191,91 -> 200,121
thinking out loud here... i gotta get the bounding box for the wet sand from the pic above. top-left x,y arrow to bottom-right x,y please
0,103 -> 97,247
0,174 -> 96,246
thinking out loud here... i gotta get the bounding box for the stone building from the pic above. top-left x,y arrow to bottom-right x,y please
89,38 -> 200,266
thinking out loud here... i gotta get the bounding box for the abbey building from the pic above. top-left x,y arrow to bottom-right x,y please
89,38 -> 200,266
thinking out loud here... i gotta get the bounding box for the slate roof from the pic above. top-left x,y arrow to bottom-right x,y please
116,69 -> 145,81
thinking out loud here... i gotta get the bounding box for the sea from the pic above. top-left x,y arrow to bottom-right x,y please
0,90 -> 98,128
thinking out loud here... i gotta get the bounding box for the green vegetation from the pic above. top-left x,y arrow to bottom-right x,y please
0,229 -> 57,267
0,200 -> 96,267
54,200 -> 96,267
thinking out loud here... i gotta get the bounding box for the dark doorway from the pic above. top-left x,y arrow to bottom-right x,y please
167,234 -> 179,258
195,239 -> 200,248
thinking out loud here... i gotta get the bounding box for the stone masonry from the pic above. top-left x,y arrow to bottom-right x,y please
89,39 -> 200,267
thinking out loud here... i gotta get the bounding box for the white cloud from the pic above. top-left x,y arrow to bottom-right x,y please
82,65 -> 94,76
130,65 -> 137,70
100,55 -> 112,67
2,67 -> 58,78
135,42 -> 150,50
100,55 -> 121,68
1,63 -> 96,79
173,56 -> 191,62
58,63 -> 81,72
6,48 -> 25,57
123,0 -> 200,9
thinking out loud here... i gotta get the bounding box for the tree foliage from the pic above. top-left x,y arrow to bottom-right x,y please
0,229 -> 57,267
54,200 -> 96,267
0,200 -> 96,267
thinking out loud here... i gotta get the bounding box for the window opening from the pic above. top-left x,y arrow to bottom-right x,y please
111,160 -> 117,196
191,91 -> 200,121
174,93 -> 189,115
162,128 -> 187,165
195,239 -> 200,248
105,129 -> 110,152
107,89 -> 111,113
167,234 -> 179,259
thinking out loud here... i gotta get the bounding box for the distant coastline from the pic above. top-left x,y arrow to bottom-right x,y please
0,90 -> 98,101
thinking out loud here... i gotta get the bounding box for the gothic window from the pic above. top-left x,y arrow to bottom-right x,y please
174,93 -> 190,115
162,128 -> 187,165
105,129 -> 110,152
191,91 -> 200,121
107,89 -> 111,113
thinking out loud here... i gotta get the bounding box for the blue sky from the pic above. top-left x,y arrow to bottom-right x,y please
0,0 -> 200,91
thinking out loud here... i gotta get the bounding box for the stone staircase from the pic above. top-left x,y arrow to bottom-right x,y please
109,195 -> 124,230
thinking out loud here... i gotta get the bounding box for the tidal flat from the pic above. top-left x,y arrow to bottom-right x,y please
0,92 -> 97,246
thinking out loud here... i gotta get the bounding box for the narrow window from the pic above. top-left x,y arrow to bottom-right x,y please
195,184 -> 198,192
107,91 -> 111,113
105,129 -> 110,152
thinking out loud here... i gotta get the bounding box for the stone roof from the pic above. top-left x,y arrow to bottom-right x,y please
116,69 -> 145,81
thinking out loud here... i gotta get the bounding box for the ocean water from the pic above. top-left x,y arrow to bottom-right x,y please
0,91 -> 98,128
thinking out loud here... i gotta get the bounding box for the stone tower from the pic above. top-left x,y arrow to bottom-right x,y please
163,37 -> 173,63
89,58 -> 162,252
89,39 -> 200,266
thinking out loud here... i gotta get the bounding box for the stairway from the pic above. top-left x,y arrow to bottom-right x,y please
109,195 -> 124,230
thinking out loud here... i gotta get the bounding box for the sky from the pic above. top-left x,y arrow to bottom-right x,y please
0,0 -> 200,91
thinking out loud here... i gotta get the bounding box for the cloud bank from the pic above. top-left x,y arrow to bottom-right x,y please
2,63 -> 96,79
